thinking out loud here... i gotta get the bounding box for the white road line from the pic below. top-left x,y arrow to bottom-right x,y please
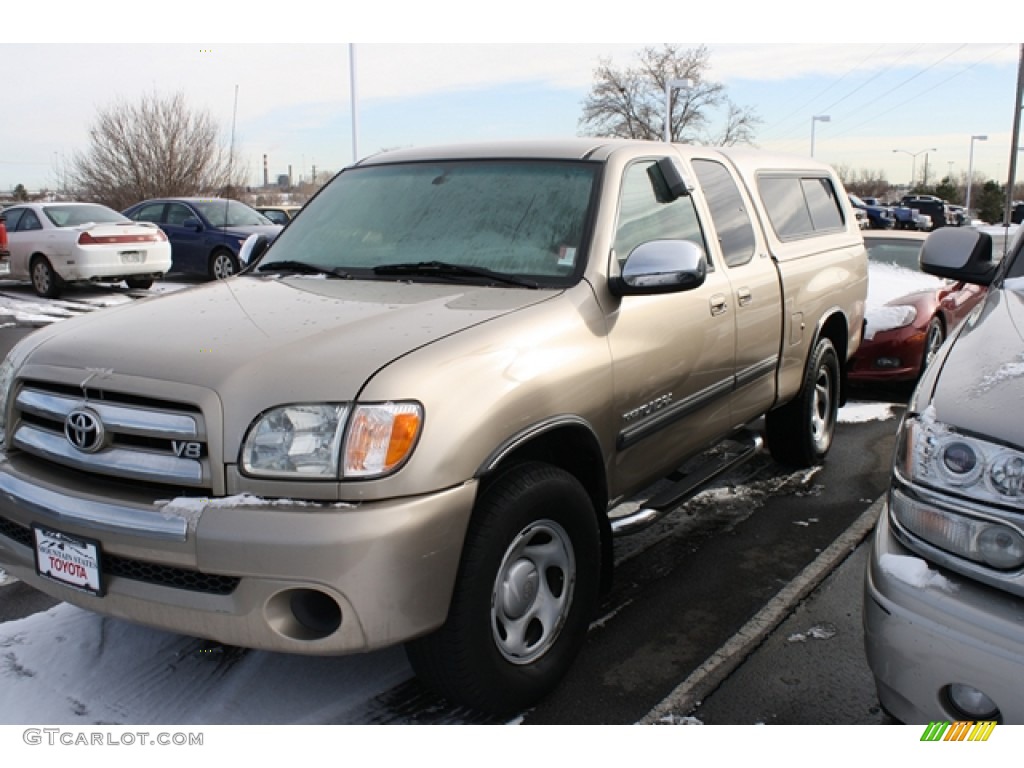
638,495 -> 884,724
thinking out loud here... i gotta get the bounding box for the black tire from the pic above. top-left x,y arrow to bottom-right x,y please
921,316 -> 945,375
124,277 -> 154,290
405,462 -> 601,716
766,337 -> 840,468
208,249 -> 239,280
30,255 -> 62,299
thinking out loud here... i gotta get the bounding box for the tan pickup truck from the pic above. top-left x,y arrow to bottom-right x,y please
0,139 -> 866,715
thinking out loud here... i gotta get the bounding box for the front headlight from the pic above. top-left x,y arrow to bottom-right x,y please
241,401 -> 423,480
242,404 -> 349,478
897,409 -> 1024,503
892,409 -> 1024,569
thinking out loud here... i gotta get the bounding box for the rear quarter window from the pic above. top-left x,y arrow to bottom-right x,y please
758,175 -> 846,241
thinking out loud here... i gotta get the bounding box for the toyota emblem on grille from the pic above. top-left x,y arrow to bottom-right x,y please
65,408 -> 105,453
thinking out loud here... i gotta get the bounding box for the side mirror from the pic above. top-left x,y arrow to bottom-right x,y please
183,217 -> 204,231
920,227 -> 998,286
609,240 -> 707,297
239,233 -> 270,266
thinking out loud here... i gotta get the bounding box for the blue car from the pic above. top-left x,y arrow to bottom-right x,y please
849,194 -> 894,230
123,197 -> 282,279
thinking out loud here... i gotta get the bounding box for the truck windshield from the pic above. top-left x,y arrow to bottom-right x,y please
259,160 -> 598,285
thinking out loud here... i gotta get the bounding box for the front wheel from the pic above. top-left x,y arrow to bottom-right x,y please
766,337 -> 840,468
208,249 -> 239,280
405,462 -> 601,716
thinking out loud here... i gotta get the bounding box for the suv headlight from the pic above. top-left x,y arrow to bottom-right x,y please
241,401 -> 423,480
893,410 -> 1024,569
897,410 -> 1024,502
0,353 -> 15,449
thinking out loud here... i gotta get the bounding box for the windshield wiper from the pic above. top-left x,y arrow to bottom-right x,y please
257,260 -> 352,279
372,261 -> 538,289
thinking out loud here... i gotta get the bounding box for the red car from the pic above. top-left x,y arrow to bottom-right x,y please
849,230 -> 986,385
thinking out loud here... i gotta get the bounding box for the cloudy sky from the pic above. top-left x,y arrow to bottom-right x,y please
4,7 -> 1018,195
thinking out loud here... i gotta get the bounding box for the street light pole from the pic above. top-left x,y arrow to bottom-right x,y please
893,147 -> 938,189
810,115 -> 830,157
965,134 -> 988,215
664,78 -> 693,143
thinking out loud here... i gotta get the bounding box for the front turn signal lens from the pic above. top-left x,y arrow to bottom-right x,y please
343,402 -> 423,478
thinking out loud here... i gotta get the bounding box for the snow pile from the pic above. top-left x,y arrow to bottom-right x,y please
863,262 -> 943,340
787,623 -> 837,643
879,553 -> 957,592
839,402 -> 898,423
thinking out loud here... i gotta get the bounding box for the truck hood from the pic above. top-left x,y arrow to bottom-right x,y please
22,276 -> 557,402
928,279 -> 1024,447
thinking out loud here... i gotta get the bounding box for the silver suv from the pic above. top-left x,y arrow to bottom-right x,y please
865,224 -> 1024,723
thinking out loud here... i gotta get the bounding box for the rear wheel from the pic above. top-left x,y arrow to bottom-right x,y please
766,337 -> 840,468
30,255 -> 62,299
406,462 -> 601,716
208,249 -> 239,280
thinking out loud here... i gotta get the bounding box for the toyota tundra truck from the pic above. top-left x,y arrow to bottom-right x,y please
0,139 -> 867,715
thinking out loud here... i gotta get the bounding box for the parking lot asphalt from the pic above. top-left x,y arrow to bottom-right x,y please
645,500 -> 890,725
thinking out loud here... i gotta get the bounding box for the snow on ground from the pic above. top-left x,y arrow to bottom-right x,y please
0,279 -> 187,328
0,604 -> 412,724
839,401 -> 899,423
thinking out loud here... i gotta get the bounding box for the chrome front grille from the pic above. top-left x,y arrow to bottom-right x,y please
11,382 -> 210,490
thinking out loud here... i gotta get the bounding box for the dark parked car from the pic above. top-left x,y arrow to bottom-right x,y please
849,194 -> 895,230
849,230 -> 985,385
123,198 -> 282,279
902,195 -> 950,229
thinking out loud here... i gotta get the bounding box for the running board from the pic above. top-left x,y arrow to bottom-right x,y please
611,429 -> 765,537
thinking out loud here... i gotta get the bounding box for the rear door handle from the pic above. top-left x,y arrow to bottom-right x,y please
737,288 -> 752,307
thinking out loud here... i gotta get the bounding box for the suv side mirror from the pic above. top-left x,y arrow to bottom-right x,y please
610,240 -> 707,297
239,233 -> 270,266
920,227 -> 998,286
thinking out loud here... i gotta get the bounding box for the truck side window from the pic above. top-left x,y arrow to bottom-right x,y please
692,159 -> 756,268
759,175 -> 845,240
613,160 -> 708,267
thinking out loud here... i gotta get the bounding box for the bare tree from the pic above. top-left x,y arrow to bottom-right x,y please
69,91 -> 247,210
578,44 -> 760,146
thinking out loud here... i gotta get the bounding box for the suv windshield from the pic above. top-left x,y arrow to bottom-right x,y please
193,200 -> 271,228
259,160 -> 599,284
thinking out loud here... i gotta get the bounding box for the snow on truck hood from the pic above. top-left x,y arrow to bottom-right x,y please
19,275 -> 556,402
927,279 -> 1024,447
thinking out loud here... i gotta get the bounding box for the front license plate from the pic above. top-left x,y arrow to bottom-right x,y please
119,250 -> 145,264
33,525 -> 103,596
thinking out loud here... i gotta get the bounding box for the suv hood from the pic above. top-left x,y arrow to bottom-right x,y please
929,280 -> 1024,446
21,276 -> 557,403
